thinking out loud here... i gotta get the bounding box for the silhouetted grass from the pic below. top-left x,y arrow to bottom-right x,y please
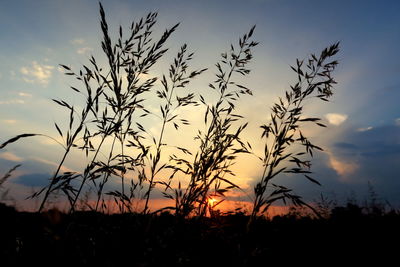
1,2 -> 339,220
250,42 -> 339,223
0,164 -> 20,203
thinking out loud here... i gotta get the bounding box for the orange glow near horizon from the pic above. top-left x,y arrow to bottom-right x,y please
14,197 -> 292,217
10,184 -> 293,218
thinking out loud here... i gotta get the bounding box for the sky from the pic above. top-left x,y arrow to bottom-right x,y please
1,0 -> 400,212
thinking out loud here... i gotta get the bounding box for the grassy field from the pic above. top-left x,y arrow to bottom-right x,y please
1,202 -> 398,266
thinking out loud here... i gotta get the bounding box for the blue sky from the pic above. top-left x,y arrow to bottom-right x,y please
1,0 -> 400,210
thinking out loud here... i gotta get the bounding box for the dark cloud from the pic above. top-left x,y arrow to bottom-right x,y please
331,127 -> 400,161
334,142 -> 358,150
0,158 -> 21,171
251,124 -> 400,207
0,155 -> 57,188
335,125 -> 400,159
13,173 -> 51,187
325,125 -> 400,205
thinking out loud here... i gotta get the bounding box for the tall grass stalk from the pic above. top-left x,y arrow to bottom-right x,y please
163,27 -> 258,217
69,3 -> 180,213
249,43 -> 340,222
142,44 -> 206,213
0,164 -> 20,202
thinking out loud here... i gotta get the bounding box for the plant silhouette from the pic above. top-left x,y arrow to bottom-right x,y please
0,3 -> 339,219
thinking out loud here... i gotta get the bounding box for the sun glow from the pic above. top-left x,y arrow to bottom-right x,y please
208,197 -> 217,208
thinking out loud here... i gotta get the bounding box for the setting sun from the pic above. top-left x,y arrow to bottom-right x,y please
208,197 -> 217,208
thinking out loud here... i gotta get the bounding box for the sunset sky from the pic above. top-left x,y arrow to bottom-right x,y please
1,0 -> 400,211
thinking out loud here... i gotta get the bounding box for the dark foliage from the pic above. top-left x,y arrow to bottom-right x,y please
1,202 -> 398,266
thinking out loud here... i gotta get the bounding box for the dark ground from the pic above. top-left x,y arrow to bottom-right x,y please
1,203 -> 399,266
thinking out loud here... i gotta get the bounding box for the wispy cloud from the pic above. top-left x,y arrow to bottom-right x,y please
325,113 -> 348,126
70,38 -> 85,45
0,152 -> 23,162
20,61 -> 54,85
77,47 -> 92,55
395,118 -> 400,126
32,157 -> 74,173
18,92 -> 32,97
0,99 -> 25,105
2,119 -> 17,124
357,126 -> 373,132
70,38 -> 92,55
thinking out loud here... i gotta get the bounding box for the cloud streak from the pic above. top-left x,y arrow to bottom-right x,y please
0,99 -> 25,105
70,38 -> 92,55
18,92 -> 32,97
32,157 -> 74,173
2,119 -> 17,124
357,126 -> 373,132
77,47 -> 92,55
0,152 -> 23,162
70,38 -> 85,45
